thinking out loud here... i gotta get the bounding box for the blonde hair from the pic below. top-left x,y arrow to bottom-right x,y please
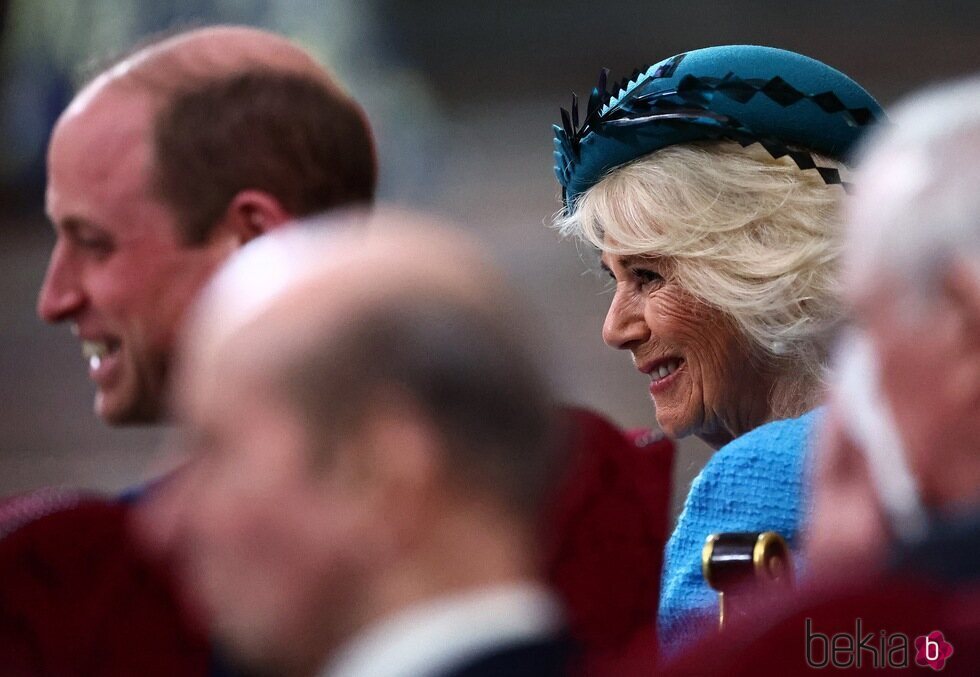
556,140 -> 847,412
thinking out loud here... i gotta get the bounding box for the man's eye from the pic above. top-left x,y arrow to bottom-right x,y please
76,236 -> 114,256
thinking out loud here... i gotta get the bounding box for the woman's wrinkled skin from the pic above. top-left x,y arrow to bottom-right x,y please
600,250 -> 778,448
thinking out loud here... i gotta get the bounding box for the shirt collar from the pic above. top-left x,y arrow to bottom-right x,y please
321,582 -> 562,677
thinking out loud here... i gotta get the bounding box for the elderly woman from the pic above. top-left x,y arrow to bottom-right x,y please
551,46 -> 884,652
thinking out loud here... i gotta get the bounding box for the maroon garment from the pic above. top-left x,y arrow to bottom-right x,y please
543,409 -> 674,676
0,491 -> 210,677
0,409 -> 674,677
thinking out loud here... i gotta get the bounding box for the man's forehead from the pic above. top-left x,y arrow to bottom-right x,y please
53,83 -> 155,163
91,26 -> 335,103
47,87 -> 158,220
68,75 -> 156,123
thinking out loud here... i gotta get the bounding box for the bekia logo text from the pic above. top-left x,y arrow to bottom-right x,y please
805,618 -> 953,670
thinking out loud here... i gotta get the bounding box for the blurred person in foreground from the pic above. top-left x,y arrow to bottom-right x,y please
551,45 -> 884,651
36,24 -> 376,428
666,77 -> 980,676
138,214 -> 575,677
807,75 -> 980,591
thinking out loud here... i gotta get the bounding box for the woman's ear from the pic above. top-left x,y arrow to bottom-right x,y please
220,190 -> 294,245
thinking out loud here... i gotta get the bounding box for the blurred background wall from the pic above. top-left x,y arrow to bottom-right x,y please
1,0 -> 978,516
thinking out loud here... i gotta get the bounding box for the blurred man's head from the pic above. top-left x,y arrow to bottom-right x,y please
140,214 -> 559,676
808,77 -> 980,568
38,26 -> 377,424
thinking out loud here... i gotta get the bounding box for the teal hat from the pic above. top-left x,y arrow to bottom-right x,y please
554,45 -> 885,210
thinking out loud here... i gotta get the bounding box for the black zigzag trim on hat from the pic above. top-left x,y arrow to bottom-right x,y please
556,58 -> 877,201
559,54 -> 688,158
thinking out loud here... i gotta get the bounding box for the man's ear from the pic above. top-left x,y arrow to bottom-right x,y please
943,258 -> 980,402
219,190 -> 294,245
357,396 -> 444,545
944,258 -> 980,344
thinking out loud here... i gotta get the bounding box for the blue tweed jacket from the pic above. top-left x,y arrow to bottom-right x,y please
657,408 -> 821,656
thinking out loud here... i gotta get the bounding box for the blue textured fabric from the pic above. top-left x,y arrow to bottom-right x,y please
657,408 -> 822,656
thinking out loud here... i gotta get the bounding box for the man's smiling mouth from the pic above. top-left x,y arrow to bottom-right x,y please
81,338 -> 120,371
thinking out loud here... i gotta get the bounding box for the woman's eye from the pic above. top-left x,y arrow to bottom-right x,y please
598,272 -> 617,295
632,268 -> 663,285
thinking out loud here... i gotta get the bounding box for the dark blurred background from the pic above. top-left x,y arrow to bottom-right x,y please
2,0 -> 978,515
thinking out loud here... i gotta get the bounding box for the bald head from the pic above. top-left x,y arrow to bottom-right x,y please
186,211 -> 503,364
75,25 -> 340,107
182,211 -> 555,512
55,24 -> 376,246
145,213 -> 559,673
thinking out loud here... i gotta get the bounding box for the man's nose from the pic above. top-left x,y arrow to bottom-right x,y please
602,289 -> 649,350
37,243 -> 85,323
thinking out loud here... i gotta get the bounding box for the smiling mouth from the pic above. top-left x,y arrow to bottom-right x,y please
81,339 -> 120,371
647,358 -> 683,382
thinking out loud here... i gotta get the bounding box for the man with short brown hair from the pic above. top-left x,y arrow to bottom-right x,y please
6,26 -> 376,674
37,25 -> 376,425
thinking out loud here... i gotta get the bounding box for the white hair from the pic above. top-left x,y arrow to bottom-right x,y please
847,76 -> 980,300
555,140 -> 848,401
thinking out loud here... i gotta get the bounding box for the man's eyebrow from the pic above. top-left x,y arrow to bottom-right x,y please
52,215 -> 104,236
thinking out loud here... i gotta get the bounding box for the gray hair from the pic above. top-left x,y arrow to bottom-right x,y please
847,76 -> 980,301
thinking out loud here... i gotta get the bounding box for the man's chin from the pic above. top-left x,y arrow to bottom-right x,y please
95,389 -> 162,425
214,623 -> 300,677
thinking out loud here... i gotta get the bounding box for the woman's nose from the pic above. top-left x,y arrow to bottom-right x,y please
602,289 -> 649,349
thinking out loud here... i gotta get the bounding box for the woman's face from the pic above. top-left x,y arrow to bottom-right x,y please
599,250 -> 773,447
